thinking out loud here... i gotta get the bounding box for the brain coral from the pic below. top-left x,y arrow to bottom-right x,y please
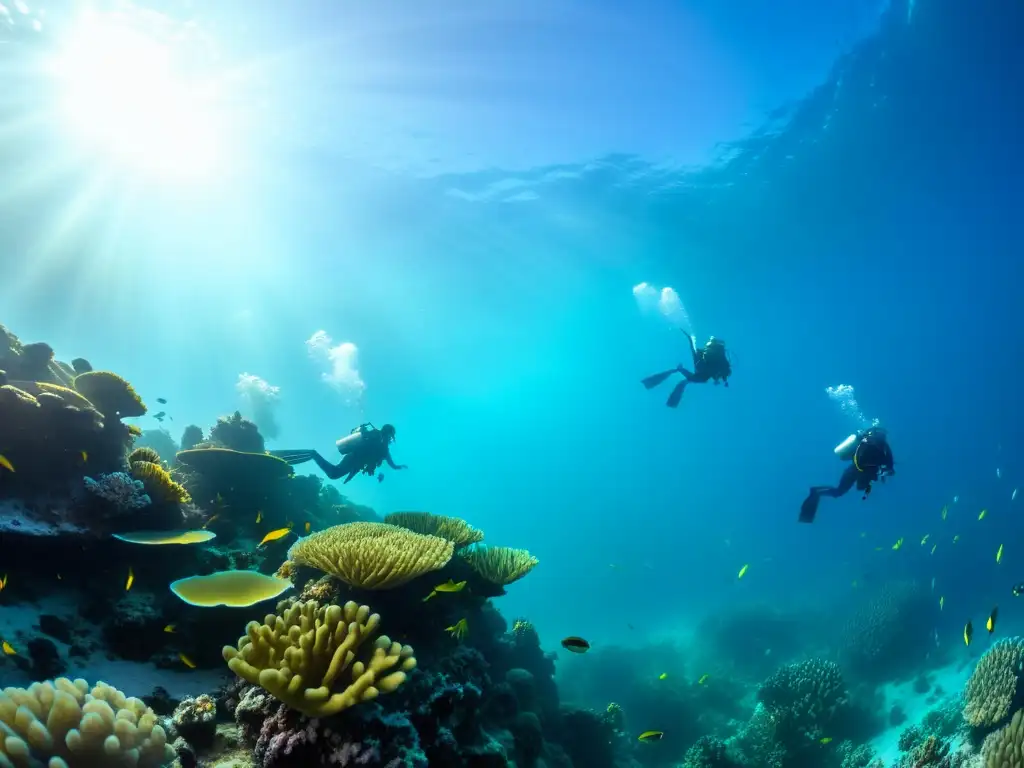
0,677 -> 174,767
964,637 -> 1024,728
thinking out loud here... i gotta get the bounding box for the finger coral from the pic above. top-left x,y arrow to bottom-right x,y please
459,545 -> 539,585
383,511 -> 485,549
287,522 -> 453,590
130,460 -> 191,504
964,637 -> 1024,728
0,677 -> 174,767
222,599 -> 416,716
73,371 -> 147,419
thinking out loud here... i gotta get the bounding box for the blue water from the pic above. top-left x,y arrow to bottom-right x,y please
2,0 -> 1023,665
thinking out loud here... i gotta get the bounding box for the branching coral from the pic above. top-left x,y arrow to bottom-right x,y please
287,522 -> 454,590
757,658 -> 848,744
964,638 -> 1024,728
383,511 -> 485,549
0,677 -> 174,767
72,371 -> 147,419
222,599 -> 416,717
130,460 -> 191,504
459,545 -> 539,585
84,472 -> 152,511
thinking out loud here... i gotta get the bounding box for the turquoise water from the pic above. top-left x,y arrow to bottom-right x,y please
2,0 -> 1024,766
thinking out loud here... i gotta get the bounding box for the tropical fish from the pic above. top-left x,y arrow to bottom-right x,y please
820,737 -> 833,744
0,455 -> 14,472
737,564 -> 749,579
164,624 -> 176,633
422,579 -> 468,602
940,596 -> 945,611
0,573 -> 7,591
941,505 -> 948,520
1014,583 -> 1024,598
80,451 -> 87,463
2,641 -> 15,655
874,547 -> 883,552
954,495 -> 960,503
931,544 -> 937,555
156,398 -> 167,404
997,468 -> 1003,479
997,544 -> 1004,564
153,411 -> 166,421
638,731 -> 664,743
561,636 -> 590,653
255,510 -> 263,524
125,567 -> 134,592
953,535 -> 960,544
258,527 -> 294,547
892,538 -> 904,551
378,473 -> 384,483
921,534 -> 930,546
658,672 -> 668,680
304,522 -> 311,534
446,618 -> 469,641
979,509 -> 988,521
987,607 -> 999,634
179,653 -> 197,669
202,514 -> 220,529
964,621 -> 973,646
697,674 -> 710,685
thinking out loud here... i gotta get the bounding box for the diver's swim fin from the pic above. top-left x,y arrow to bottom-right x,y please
799,490 -> 821,523
641,369 -> 679,390
666,380 -> 686,408
268,449 -> 319,466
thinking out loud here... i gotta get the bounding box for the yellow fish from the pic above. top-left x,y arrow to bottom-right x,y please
163,624 -> 176,634
964,621 -> 973,646
940,596 -> 945,611
920,534 -> 930,546
941,505 -> 948,520
737,564 -> 749,579
979,509 -> 987,521
304,522 -> 311,534
697,674 -> 709,685
80,450 -> 88,463
2,641 -> 15,655
125,567 -> 134,592
446,618 -> 469,640
255,510 -> 263,524
179,653 -> 197,669
997,544 -> 1004,564
422,580 -> 468,602
638,731 -> 664,743
892,538 -> 904,551
931,544 -> 937,555
953,535 -> 960,544
202,514 -> 220,529
0,455 -> 14,472
820,737 -> 833,744
658,672 -> 668,680
0,573 -> 6,591
258,527 -> 294,547
874,546 -> 883,551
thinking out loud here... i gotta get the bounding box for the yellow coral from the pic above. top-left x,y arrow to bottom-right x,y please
0,677 -> 174,768
127,424 -> 142,437
964,638 -> 1024,727
222,599 -> 416,717
73,371 -> 147,418
288,522 -> 453,590
7,380 -> 96,411
128,447 -> 163,465
383,511 -> 484,549
130,460 -> 191,504
459,545 -> 539,585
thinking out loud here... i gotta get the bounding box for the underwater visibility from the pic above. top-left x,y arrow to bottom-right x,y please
2,0 -> 1024,766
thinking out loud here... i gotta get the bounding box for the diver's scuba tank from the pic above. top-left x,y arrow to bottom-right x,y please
834,433 -> 860,461
335,427 -> 368,455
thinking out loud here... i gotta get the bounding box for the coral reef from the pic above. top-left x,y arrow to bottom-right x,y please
209,411 -> 265,454
964,638 -> 1024,731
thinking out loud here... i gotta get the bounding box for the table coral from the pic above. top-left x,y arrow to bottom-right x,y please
72,371 -> 147,419
383,511 -> 485,549
222,599 -> 416,717
459,545 -> 539,586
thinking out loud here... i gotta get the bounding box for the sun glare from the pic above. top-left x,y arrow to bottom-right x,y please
49,14 -> 223,180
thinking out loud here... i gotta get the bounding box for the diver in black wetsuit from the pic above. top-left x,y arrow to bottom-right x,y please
641,332 -> 732,407
272,423 -> 407,484
799,427 -> 895,523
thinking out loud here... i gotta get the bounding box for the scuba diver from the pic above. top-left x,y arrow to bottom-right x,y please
271,423 -> 407,484
641,331 -> 732,407
799,427 -> 895,523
